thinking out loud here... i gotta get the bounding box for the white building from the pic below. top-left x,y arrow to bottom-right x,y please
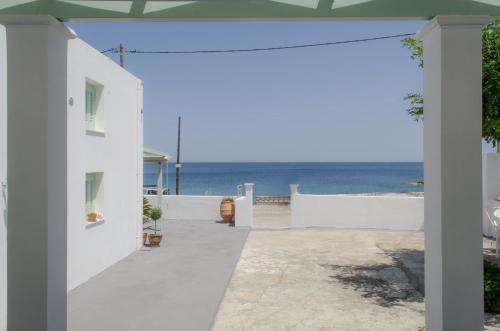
66,37 -> 144,290
0,28 -> 144,329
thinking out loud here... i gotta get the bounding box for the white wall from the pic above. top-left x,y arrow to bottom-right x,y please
290,186 -> 424,231
67,38 -> 143,290
0,24 -> 6,331
146,195 -> 227,221
483,153 -> 500,238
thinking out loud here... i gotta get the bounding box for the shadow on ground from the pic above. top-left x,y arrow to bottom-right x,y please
321,261 -> 423,308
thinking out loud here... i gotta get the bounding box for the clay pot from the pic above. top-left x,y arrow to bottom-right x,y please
148,234 -> 163,247
220,199 -> 235,223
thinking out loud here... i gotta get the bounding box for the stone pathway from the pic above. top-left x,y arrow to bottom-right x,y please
253,205 -> 291,229
213,229 -> 500,331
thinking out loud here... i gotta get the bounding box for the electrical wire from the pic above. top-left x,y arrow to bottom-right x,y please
100,33 -> 414,55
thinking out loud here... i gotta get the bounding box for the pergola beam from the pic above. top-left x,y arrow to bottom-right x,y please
1,0 -> 500,20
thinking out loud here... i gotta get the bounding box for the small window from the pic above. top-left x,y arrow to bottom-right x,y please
85,83 -> 97,130
85,173 -> 103,222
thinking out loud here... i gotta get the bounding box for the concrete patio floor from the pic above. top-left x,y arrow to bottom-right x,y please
68,219 -> 249,331
213,229 -> 500,331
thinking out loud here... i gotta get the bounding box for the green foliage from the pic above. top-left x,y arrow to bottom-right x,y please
482,22 -> 500,147
143,197 -> 152,223
401,37 -> 423,68
485,260 -> 500,313
403,92 -> 423,121
402,22 -> 500,146
150,207 -> 162,221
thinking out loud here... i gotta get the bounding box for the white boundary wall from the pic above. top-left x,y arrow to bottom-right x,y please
67,38 -> 143,291
290,185 -> 424,231
149,195 -> 227,221
146,183 -> 254,224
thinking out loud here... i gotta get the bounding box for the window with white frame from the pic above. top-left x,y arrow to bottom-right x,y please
85,82 -> 97,130
85,80 -> 104,132
85,172 -> 103,222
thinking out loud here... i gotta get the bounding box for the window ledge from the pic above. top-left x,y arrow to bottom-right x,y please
86,129 -> 105,137
86,219 -> 105,228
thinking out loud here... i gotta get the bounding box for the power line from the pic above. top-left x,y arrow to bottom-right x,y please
100,33 -> 414,55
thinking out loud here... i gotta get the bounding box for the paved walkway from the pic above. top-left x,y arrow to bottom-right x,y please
253,205 -> 291,229
213,229 -> 500,331
68,220 -> 249,331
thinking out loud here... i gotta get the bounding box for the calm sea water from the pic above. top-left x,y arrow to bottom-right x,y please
144,162 -> 423,196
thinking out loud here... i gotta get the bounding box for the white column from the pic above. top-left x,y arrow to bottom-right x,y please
0,16 -> 76,331
417,16 -> 490,331
0,24 -> 7,331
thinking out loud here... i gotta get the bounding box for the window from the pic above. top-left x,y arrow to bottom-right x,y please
85,82 -> 97,130
85,173 -> 103,222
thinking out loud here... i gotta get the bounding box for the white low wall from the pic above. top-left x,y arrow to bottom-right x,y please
146,195 -> 227,221
146,184 -> 254,224
290,185 -> 424,231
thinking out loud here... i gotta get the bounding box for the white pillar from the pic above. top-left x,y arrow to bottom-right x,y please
417,15 -> 490,331
0,24 -> 7,331
0,16 -> 76,331
289,184 -> 299,196
244,183 -> 254,226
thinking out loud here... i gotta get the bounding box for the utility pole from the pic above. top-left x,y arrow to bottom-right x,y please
119,43 -> 124,68
176,116 -> 181,195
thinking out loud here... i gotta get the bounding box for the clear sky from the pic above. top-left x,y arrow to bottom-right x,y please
68,20 -> 431,162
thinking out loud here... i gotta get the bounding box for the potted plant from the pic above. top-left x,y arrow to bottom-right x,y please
220,196 -> 235,223
148,207 -> 163,247
143,197 -> 152,245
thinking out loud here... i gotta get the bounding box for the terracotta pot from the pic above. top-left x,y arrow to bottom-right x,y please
220,200 -> 235,223
148,234 -> 163,247
143,233 -> 148,246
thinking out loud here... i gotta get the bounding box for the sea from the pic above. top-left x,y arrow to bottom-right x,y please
143,162 -> 423,197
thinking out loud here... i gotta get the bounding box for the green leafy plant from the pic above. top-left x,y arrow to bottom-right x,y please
143,197 -> 152,224
402,21 -> 500,148
150,207 -> 162,234
484,260 -> 500,313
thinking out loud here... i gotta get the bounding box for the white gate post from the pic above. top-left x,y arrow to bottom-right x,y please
0,15 -> 76,331
417,15 -> 490,331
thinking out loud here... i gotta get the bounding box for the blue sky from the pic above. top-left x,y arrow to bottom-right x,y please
68,21 -> 432,162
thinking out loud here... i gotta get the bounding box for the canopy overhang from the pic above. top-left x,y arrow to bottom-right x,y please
144,147 -> 170,163
0,0 -> 499,21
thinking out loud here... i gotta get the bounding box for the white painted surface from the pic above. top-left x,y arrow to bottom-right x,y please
290,186 -> 424,231
146,195 -> 228,221
0,24 -> 6,331
483,153 -> 500,238
417,16 -> 489,331
235,183 -> 254,227
1,16 -> 75,331
67,38 -> 143,290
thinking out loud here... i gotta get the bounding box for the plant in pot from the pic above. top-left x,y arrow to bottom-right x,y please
220,196 -> 235,223
142,197 -> 152,245
148,207 -> 163,247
